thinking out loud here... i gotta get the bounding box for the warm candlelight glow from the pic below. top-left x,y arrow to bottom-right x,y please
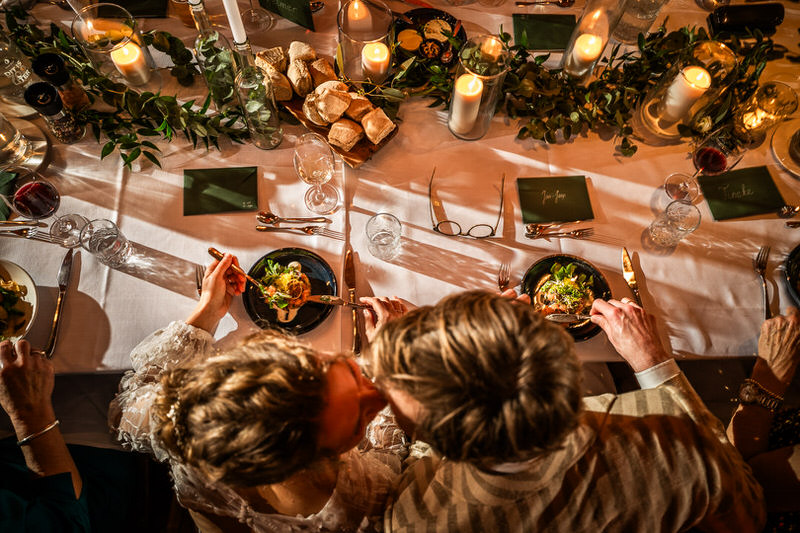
684,66 -> 711,90
660,66 -> 711,122
449,74 -> 484,135
347,0 -> 372,33
571,34 -> 603,68
481,37 -> 503,61
361,42 -> 390,80
110,42 -> 151,85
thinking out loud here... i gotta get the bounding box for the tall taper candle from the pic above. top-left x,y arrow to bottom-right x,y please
221,0 -> 247,44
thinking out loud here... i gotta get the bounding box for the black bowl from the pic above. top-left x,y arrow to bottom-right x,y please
784,243 -> 800,308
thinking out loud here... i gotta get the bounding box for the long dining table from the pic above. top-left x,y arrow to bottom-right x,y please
2,0 -> 800,378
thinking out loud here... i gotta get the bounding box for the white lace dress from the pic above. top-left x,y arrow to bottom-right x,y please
109,321 -> 407,532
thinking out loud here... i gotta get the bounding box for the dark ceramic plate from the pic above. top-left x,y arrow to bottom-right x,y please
521,254 -> 611,342
394,8 -> 467,65
784,243 -> 800,308
243,248 -> 337,335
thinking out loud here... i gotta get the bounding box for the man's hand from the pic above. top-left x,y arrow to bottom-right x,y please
499,288 -> 531,305
757,306 -> 800,385
186,253 -> 246,333
0,340 -> 56,434
361,296 -> 412,343
590,298 -> 670,373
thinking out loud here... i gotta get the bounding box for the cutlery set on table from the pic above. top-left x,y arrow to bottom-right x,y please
254,211 -> 344,240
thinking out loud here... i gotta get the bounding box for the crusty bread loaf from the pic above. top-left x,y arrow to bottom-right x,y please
303,93 -> 328,126
328,119 -> 364,151
361,107 -> 396,145
308,58 -> 337,87
255,46 -> 287,73
317,88 -> 351,123
287,59 -> 313,97
345,93 -> 373,121
288,41 -> 316,63
315,80 -> 349,95
260,63 -> 293,101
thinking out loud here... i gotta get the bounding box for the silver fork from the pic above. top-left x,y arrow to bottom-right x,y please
195,264 -> 205,296
0,228 -> 68,246
754,245 -> 771,320
498,262 -> 510,291
255,225 -> 345,240
525,228 -> 595,240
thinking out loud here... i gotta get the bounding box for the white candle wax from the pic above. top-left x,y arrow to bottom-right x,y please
361,42 -> 390,80
449,74 -> 483,135
347,0 -> 372,34
660,66 -> 711,122
221,0 -> 247,44
571,34 -> 603,70
110,42 -> 151,85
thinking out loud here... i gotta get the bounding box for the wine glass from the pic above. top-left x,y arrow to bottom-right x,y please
691,131 -> 744,176
241,0 -> 275,32
664,171 -> 700,203
0,169 -> 60,220
293,133 -> 338,214
50,213 -> 89,248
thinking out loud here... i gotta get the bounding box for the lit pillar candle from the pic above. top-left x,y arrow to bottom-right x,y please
361,42 -> 390,80
347,0 -> 372,33
481,37 -> 503,61
221,0 -> 247,44
660,66 -> 711,122
110,42 -> 151,85
449,74 -> 483,135
570,34 -> 603,70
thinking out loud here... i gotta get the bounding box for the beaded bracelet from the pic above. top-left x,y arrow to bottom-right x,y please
16,420 -> 60,446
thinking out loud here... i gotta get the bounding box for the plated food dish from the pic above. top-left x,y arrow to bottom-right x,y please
772,118 -> 800,179
243,248 -> 336,334
784,242 -> 800,308
521,255 -> 611,341
0,260 -> 37,342
394,8 -> 467,65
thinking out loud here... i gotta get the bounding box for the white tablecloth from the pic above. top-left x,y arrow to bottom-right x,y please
2,0 -> 800,372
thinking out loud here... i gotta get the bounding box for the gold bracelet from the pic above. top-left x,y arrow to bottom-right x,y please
16,420 -> 60,446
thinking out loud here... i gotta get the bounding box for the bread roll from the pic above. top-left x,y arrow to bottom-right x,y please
345,93 -> 373,121
302,93 -> 328,126
328,119 -> 364,151
255,47 -> 287,73
261,63 -> 292,101
361,107 -> 396,145
317,88 -> 351,123
287,59 -> 313,97
308,58 -> 337,87
315,80 -> 349,95
288,41 -> 317,63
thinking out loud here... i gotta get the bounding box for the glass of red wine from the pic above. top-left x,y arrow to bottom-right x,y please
1,169 -> 60,220
691,132 -> 745,176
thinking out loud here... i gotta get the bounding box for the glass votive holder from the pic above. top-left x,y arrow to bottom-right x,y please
611,0 -> 670,45
448,35 -> 509,141
734,81 -> 799,145
636,41 -> 738,142
561,0 -> 625,80
71,3 -> 154,86
337,0 -> 393,83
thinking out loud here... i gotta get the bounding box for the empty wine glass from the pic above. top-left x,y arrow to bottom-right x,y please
50,213 -> 88,248
293,132 -> 338,214
664,171 -> 700,203
241,0 -> 275,32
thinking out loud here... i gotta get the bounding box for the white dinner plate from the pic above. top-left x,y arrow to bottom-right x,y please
0,259 -> 38,342
771,118 -> 800,179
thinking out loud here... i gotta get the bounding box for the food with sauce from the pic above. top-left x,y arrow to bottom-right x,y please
259,260 -> 312,322
0,278 -> 28,340
533,262 -> 595,317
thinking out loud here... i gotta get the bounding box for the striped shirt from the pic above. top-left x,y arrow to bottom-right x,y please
384,373 -> 765,533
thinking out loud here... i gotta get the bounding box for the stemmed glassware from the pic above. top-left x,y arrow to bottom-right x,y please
0,169 -> 60,220
49,213 -> 88,248
241,0 -> 274,32
293,133 -> 338,214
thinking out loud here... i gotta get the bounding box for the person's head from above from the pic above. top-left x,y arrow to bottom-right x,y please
153,330 -> 386,487
369,291 -> 583,465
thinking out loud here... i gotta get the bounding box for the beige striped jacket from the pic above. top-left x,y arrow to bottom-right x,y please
384,373 -> 765,533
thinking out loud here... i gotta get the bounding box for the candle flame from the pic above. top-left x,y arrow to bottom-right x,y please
684,66 -> 711,90
365,43 -> 389,61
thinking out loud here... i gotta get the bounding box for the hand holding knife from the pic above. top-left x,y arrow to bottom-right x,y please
621,247 -> 643,307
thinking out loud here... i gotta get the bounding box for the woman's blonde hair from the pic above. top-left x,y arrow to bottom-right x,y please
370,291 -> 582,464
153,330 -> 328,487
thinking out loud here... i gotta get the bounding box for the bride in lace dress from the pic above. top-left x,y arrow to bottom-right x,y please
109,253 -> 410,532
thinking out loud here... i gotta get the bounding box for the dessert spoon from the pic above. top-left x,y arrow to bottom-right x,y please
257,211 -> 330,224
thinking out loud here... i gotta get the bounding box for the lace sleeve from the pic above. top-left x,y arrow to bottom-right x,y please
108,321 -> 215,457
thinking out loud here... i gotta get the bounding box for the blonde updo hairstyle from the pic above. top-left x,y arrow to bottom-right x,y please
153,330 -> 328,487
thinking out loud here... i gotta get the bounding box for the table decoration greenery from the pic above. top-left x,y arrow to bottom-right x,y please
0,8 -> 784,165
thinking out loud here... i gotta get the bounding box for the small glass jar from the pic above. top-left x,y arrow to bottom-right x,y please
734,81 -> 798,145
561,0 -> 625,81
23,82 -> 85,144
31,53 -> 90,111
448,35 -> 509,141
0,32 -> 34,106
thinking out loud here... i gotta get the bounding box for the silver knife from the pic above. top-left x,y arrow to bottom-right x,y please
344,249 -> 361,354
621,247 -> 643,307
307,294 -> 370,309
545,313 -> 593,324
43,248 -> 73,359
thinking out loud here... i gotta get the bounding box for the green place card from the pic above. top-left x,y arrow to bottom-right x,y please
183,167 -> 258,216
0,171 -> 17,221
258,0 -> 314,31
698,166 -> 785,221
517,176 -> 594,223
512,14 -> 577,51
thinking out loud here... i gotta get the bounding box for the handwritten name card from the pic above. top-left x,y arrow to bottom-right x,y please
697,166 -> 785,220
517,175 -> 594,223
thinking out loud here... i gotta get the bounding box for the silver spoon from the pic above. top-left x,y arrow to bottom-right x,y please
257,211 -> 330,224
515,0 -> 575,7
778,205 -> 800,218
